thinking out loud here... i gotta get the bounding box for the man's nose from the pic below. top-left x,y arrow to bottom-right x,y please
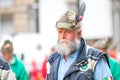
61,32 -> 66,39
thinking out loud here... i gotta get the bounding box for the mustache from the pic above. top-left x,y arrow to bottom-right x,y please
56,39 -> 80,55
58,39 -> 72,44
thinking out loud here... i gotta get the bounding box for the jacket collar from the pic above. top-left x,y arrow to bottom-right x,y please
63,38 -> 88,79
76,37 -> 87,63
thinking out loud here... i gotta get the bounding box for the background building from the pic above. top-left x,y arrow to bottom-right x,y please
0,0 -> 39,35
111,0 -> 120,52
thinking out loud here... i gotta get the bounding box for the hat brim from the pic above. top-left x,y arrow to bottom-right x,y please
56,22 -> 80,30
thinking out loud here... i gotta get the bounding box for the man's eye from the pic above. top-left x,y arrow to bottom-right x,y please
58,31 -> 62,33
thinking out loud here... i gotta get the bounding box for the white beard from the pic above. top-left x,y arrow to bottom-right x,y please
55,38 -> 80,55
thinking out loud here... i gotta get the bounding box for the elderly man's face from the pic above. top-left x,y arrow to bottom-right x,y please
57,28 -> 76,41
56,28 -> 81,55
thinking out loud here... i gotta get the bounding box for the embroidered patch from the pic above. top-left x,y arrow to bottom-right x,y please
104,76 -> 113,80
80,64 -> 88,71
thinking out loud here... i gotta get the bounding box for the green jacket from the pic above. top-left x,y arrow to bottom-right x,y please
10,54 -> 29,80
109,57 -> 120,80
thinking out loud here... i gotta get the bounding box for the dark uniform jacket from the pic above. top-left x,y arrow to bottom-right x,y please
0,57 -> 10,70
47,38 -> 108,80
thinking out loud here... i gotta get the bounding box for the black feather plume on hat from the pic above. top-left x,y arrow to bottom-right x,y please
77,2 -> 86,22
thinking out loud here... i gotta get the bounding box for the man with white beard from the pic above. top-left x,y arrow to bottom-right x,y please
46,6 -> 113,80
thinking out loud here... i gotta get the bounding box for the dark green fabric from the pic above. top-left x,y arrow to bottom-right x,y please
10,54 -> 29,80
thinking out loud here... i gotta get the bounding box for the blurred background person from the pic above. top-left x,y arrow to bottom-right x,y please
0,40 -> 29,80
30,60 -> 44,80
41,46 -> 55,80
0,55 -> 16,80
93,38 -> 120,80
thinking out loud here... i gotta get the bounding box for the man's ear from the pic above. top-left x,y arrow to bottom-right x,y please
77,30 -> 82,40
